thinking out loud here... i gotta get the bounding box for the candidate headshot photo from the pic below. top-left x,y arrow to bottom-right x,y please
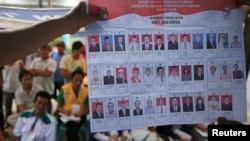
141,34 -> 153,51
144,98 -> 155,115
133,100 -> 143,116
194,65 -> 204,80
102,35 -> 113,52
208,94 -> 220,111
181,66 -> 192,81
208,65 -> 218,80
143,67 -> 154,83
231,35 -> 242,48
106,101 -> 117,118
154,35 -> 165,50
168,34 -> 178,50
218,33 -> 229,49
206,33 -> 216,49
195,96 -> 205,111
156,98 -> 167,114
131,67 -> 141,83
116,68 -> 128,84
88,36 -> 100,52
118,100 -> 130,117
182,96 -> 194,112
114,35 -> 126,51
156,66 -> 165,83
193,33 -> 203,49
129,35 -> 140,51
90,69 -> 102,85
169,97 -> 181,113
92,102 -> 104,119
103,69 -> 115,85
180,34 -> 191,50
221,95 -> 233,111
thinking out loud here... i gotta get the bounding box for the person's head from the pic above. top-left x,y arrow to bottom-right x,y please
170,34 -> 175,41
143,35 -> 150,43
121,101 -> 127,109
209,33 -> 214,40
196,97 -> 204,105
104,36 -> 110,44
107,102 -> 114,113
171,67 -> 178,76
134,100 -> 140,109
183,67 -> 189,74
146,99 -> 153,107
72,41 -> 83,58
39,45 -> 50,60
233,35 -> 239,42
220,34 -> 226,43
210,66 -> 217,75
211,95 -> 217,101
90,37 -> 98,46
132,35 -> 137,43
71,69 -> 84,90
117,36 -> 123,43
19,69 -> 33,89
159,99 -> 164,105
33,90 -> 51,116
92,70 -> 99,79
182,34 -> 188,42
106,70 -> 111,76
157,66 -> 164,77
96,103 -> 102,111
234,64 -> 239,71
184,97 -> 191,105
222,65 -> 228,73
197,66 -> 203,73
195,35 -> 201,42
145,68 -> 151,76
223,96 -> 230,104
56,41 -> 65,54
156,36 -> 162,45
132,67 -> 139,78
172,97 -> 178,106
118,69 -> 125,78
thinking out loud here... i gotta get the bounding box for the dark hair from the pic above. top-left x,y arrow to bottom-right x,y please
72,41 -> 83,51
156,36 -> 162,39
71,69 -> 85,78
210,65 -> 216,70
56,41 -> 65,48
34,90 -> 51,102
96,103 -> 102,107
107,102 -> 114,106
196,97 -> 204,104
104,36 -> 109,40
19,69 -> 33,82
157,66 -> 164,72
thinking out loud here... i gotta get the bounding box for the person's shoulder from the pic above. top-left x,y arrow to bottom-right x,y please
19,109 -> 34,118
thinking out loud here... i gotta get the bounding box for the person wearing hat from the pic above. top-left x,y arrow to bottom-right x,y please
131,67 -> 141,83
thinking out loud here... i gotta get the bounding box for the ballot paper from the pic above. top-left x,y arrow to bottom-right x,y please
72,104 -> 80,115
59,113 -> 80,123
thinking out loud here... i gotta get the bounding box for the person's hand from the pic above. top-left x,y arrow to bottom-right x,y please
63,2 -> 107,34
63,109 -> 71,116
109,135 -> 118,141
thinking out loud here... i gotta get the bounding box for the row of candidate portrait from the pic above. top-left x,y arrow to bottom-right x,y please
90,93 -> 234,120
88,59 -> 245,87
87,29 -> 243,52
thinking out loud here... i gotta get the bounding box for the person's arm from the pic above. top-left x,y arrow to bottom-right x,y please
76,95 -> 89,117
13,117 -> 23,141
0,2 -> 106,66
45,116 -> 56,141
57,89 -> 71,115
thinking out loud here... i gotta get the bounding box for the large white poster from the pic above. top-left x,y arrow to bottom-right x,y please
86,0 -> 246,132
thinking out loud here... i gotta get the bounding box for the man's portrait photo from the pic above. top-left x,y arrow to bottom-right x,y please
170,97 -> 181,113
156,66 -> 165,83
106,101 -> 117,118
168,66 -> 180,83
88,36 -> 100,52
168,34 -> 178,50
231,35 -> 242,48
114,35 -> 125,51
144,98 -> 155,115
141,34 -> 153,50
116,68 -> 127,84
194,65 -> 204,80
154,35 -> 165,50
208,65 -> 218,80
118,100 -> 130,117
193,33 -> 203,49
92,102 -> 104,119
221,95 -> 233,111
143,67 -> 154,83
102,35 -> 113,52
182,96 -> 194,112
208,94 -> 220,111
156,98 -> 167,114
133,100 -> 143,116
131,67 -> 141,83
90,69 -> 102,85
206,33 -> 216,49
129,35 -> 140,51
103,69 -> 115,85
180,34 -> 191,50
